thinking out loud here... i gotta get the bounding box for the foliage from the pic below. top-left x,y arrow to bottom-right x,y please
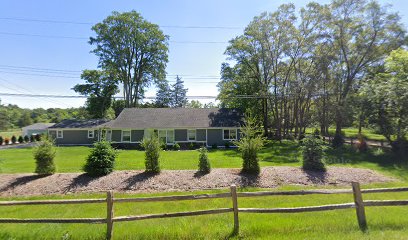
90,10 -> 169,107
170,76 -> 188,108
24,135 -> 29,142
18,136 -> 23,143
173,143 -> 180,151
0,136 -> 3,145
11,135 -> 16,144
198,147 -> 211,173
35,134 -> 42,142
111,99 -> 126,118
224,142 -> 231,149
4,138 -> 9,145
332,133 -> 344,148
301,135 -> 326,172
155,81 -> 172,107
30,135 -> 35,142
83,140 -> 117,177
73,70 -> 118,119
34,139 -> 56,175
188,142 -> 195,150
211,144 -> 218,149
141,133 -> 161,173
235,116 -> 265,174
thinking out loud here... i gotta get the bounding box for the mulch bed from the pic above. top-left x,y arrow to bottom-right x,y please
0,167 -> 394,197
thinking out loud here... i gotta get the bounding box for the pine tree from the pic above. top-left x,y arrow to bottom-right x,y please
170,76 -> 188,108
155,81 -> 172,107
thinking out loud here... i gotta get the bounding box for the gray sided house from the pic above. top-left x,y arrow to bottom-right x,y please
48,119 -> 110,145
22,123 -> 55,136
48,108 -> 243,147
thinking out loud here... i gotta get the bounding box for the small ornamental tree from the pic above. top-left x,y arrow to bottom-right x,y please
11,135 -> 17,144
35,134 -> 42,142
0,136 -> 3,145
83,140 -> 117,177
24,135 -> 29,143
198,147 -> 211,173
4,138 -> 10,145
30,135 -> 35,142
141,133 -> 161,173
34,138 -> 56,175
18,136 -> 24,144
235,115 -> 265,175
301,135 -> 326,172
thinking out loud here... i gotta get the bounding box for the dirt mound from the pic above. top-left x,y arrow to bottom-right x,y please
0,167 -> 394,197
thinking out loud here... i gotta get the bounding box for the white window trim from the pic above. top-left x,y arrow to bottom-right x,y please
88,130 -> 95,139
57,130 -> 63,139
187,129 -> 196,141
223,129 -> 237,140
121,130 -> 131,142
158,129 -> 175,144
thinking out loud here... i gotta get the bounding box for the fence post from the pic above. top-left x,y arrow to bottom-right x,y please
230,185 -> 239,234
352,182 -> 367,232
106,191 -> 114,240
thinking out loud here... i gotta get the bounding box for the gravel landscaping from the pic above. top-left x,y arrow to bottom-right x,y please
0,166 -> 394,197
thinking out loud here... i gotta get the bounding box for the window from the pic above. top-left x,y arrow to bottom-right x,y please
188,129 -> 196,141
158,129 -> 175,144
57,130 -> 63,139
223,129 -> 237,140
106,130 -> 112,141
88,130 -> 94,138
122,130 -> 131,142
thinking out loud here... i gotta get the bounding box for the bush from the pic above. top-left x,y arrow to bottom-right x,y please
198,147 -> 211,173
188,142 -> 195,150
356,134 -> 368,152
235,116 -> 264,175
35,134 -> 42,142
301,135 -> 326,172
4,138 -> 10,145
173,143 -> 180,151
30,135 -> 35,142
11,135 -> 17,144
224,142 -> 231,149
0,136 -> 3,145
34,139 -> 56,175
211,144 -> 218,149
332,132 -> 344,148
141,133 -> 161,173
313,128 -> 321,139
24,135 -> 29,143
18,136 -> 24,144
83,140 -> 117,177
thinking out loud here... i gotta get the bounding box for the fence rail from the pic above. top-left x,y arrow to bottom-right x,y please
1,182 -> 408,239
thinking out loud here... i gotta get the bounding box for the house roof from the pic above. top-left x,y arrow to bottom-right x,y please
49,119 -> 111,129
104,108 -> 244,129
22,123 -> 55,130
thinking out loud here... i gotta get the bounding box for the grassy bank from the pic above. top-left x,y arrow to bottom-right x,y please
1,185 -> 408,239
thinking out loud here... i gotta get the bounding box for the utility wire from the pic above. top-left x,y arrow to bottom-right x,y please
0,17 -> 241,29
0,32 -> 228,44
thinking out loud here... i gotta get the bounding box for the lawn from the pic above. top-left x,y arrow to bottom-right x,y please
306,127 -> 386,141
1,185 -> 408,239
0,129 -> 22,139
1,141 -> 407,181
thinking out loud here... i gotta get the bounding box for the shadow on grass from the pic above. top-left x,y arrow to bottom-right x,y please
0,175 -> 46,192
123,171 -> 158,190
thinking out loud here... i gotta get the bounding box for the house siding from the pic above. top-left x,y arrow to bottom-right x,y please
111,130 -> 122,142
131,130 -> 144,142
53,130 -> 96,145
175,129 -> 187,141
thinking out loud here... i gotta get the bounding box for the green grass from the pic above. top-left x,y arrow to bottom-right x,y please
1,141 -> 407,181
0,129 -> 22,139
306,127 -> 386,141
1,186 -> 408,239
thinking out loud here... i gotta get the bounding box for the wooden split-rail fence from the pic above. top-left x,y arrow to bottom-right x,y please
1,182 -> 408,239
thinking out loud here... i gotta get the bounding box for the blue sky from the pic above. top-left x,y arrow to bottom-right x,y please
0,0 -> 406,109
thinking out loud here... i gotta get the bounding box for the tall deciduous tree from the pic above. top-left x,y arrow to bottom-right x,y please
90,11 -> 169,107
73,70 -> 118,119
329,0 -> 406,136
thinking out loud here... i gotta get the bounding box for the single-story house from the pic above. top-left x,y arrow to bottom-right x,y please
48,108 -> 243,147
22,123 -> 55,136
